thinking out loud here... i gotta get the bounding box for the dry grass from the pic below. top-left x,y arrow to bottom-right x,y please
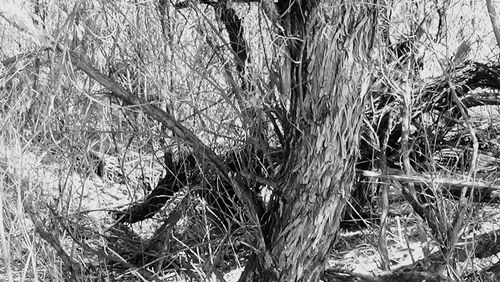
3,0 -> 500,281
0,131 -> 248,281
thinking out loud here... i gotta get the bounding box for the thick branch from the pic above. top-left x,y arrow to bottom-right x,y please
113,161 -> 187,223
68,51 -> 230,181
216,2 -> 248,78
69,51 -> 264,224
420,62 -> 500,113
360,170 -> 500,192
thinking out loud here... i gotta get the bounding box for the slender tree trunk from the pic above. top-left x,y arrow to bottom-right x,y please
241,1 -> 377,281
486,0 -> 500,50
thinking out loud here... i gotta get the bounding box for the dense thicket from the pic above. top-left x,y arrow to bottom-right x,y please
3,0 -> 500,281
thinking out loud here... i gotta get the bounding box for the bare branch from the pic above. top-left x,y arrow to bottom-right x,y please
68,51 -> 231,181
360,169 -> 500,191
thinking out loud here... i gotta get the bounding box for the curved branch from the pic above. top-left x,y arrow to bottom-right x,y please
69,51 -> 230,180
69,51 -> 264,224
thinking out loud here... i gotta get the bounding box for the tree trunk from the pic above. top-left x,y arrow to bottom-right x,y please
241,1 -> 377,281
486,0 -> 500,50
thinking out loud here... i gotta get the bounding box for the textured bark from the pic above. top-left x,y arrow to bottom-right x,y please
486,0 -> 500,50
112,174 -> 182,223
271,5 -> 374,278
240,1 -> 377,281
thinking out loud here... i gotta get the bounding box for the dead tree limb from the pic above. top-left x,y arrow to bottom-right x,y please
360,170 -> 500,191
361,169 -> 500,203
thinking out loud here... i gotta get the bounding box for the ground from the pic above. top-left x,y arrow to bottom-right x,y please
1,142 -> 500,281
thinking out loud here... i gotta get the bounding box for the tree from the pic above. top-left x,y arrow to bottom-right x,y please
6,0 -> 500,281
237,1 -> 376,281
2,1 -> 376,280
